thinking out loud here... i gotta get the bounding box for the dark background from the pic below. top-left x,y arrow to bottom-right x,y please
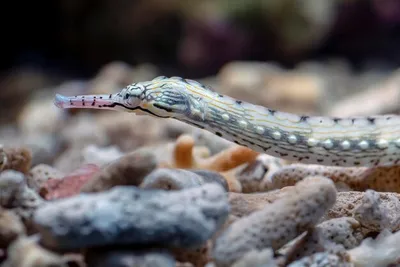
1,0 -> 400,80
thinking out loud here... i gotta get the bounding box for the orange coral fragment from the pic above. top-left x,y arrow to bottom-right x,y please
168,134 -> 259,192
172,134 -> 259,171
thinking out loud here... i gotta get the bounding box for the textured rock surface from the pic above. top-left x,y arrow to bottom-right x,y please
40,164 -> 100,200
212,176 -> 337,267
0,146 -> 32,174
85,248 -> 176,267
325,191 -> 400,232
287,252 -> 350,267
353,189 -> 392,231
231,248 -> 277,267
0,208 -> 26,248
317,217 -> 364,249
268,164 -> 400,193
282,218 -> 362,263
2,237 -> 67,267
27,164 -> 65,191
236,154 -> 286,193
228,190 -> 284,218
80,150 -> 157,192
348,229 -> 400,267
0,170 -> 44,231
140,168 -> 228,191
33,183 -> 229,250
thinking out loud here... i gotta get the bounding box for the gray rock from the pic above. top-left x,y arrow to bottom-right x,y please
191,170 -> 228,191
86,248 -> 176,267
140,168 -> 228,191
0,170 -> 44,232
33,183 -> 229,250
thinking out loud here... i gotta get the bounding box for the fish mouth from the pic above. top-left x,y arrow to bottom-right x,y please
54,94 -> 69,108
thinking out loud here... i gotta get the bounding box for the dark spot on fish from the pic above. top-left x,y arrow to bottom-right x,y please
215,132 -> 222,137
236,100 -> 242,105
317,159 -> 324,163
333,117 -> 341,123
268,109 -> 276,115
367,117 -> 375,124
300,116 -> 309,122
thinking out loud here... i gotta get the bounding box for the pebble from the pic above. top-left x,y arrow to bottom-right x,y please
140,168 -> 228,191
0,208 -> 26,248
80,150 -> 157,193
33,183 -> 229,250
2,236 -> 67,267
27,164 -> 65,191
40,164 -> 100,200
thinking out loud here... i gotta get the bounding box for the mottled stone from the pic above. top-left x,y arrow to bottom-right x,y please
28,164 -> 64,191
33,184 -> 229,250
213,176 -> 337,267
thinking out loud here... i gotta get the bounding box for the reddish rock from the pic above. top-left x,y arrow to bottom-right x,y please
40,164 -> 100,200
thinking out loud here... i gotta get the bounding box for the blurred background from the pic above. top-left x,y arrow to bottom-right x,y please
1,0 -> 400,170
1,0 -> 400,133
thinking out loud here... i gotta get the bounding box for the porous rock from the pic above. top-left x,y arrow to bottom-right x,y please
212,176 -> 337,266
325,191 -> 400,232
33,183 -> 229,250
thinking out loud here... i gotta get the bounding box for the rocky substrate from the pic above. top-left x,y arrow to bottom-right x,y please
1,61 -> 400,266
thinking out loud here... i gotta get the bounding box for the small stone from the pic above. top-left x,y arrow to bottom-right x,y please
33,184 -> 229,250
353,189 -> 392,231
287,252 -> 350,267
2,236 -> 67,267
0,146 -> 32,174
0,208 -> 26,248
191,170 -> 229,191
40,164 -> 100,200
231,248 -> 277,267
82,144 -> 124,167
0,170 -> 44,231
80,150 -> 157,193
27,164 -> 65,191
